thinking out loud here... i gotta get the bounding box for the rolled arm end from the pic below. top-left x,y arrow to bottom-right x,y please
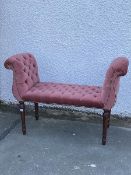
4,57 -> 15,70
102,57 -> 129,110
111,57 -> 129,76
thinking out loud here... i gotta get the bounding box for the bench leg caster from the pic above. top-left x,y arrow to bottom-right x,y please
35,103 -> 39,120
102,110 -> 111,145
19,101 -> 26,135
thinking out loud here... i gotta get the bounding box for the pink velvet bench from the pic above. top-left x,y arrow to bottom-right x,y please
4,53 -> 129,145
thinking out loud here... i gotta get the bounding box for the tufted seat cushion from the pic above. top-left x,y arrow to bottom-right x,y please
22,82 -> 104,108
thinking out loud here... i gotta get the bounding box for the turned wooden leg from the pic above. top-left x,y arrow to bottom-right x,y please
102,110 -> 110,145
19,101 -> 26,135
34,103 -> 39,120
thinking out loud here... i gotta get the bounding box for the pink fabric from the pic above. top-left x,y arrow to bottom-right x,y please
4,53 -> 40,101
22,82 -> 103,108
4,53 -> 129,110
102,57 -> 129,110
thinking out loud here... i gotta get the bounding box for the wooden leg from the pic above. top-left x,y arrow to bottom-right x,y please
19,101 -> 26,135
102,110 -> 110,145
34,103 -> 39,120
107,110 -> 111,128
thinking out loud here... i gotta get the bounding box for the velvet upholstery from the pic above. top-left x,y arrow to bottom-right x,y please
4,53 -> 40,101
22,82 -> 103,108
4,53 -> 129,110
102,57 -> 129,110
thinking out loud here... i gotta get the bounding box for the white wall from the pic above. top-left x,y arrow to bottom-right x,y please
0,0 -> 131,116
